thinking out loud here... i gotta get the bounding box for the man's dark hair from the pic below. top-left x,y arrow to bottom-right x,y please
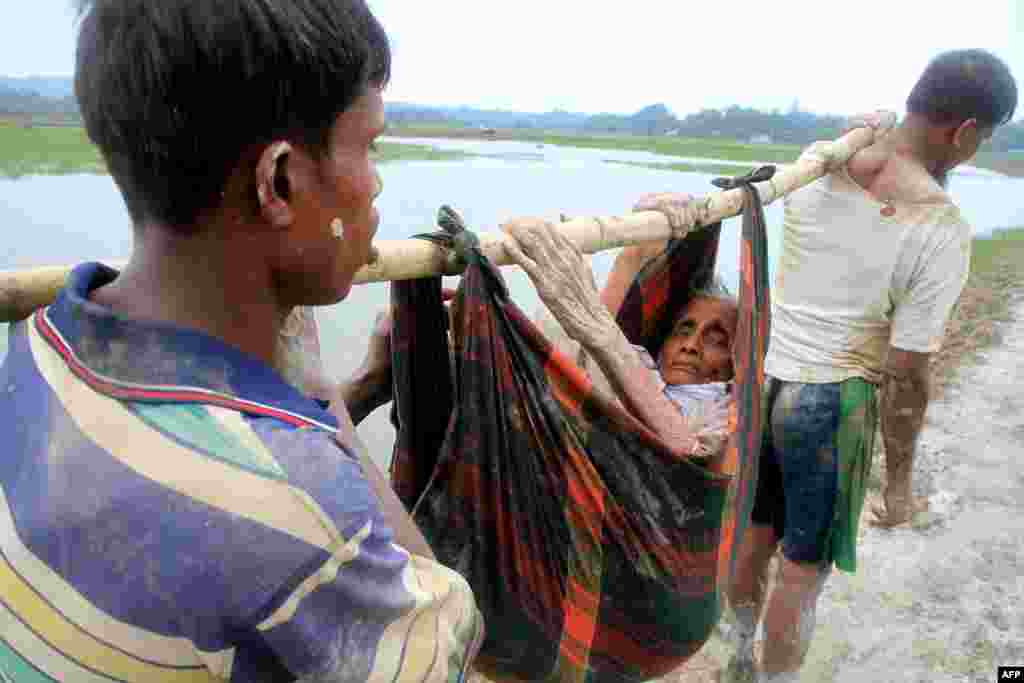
75,0 -> 391,230
907,49 -> 1017,129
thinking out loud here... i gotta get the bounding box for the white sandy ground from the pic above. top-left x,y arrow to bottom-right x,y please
676,291 -> 1024,683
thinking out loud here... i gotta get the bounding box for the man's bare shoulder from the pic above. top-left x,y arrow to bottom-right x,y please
848,144 -> 947,205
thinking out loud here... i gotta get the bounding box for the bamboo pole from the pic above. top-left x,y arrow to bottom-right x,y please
0,127 -> 877,323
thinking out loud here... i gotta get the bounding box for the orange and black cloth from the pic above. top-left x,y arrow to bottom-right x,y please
390,168 -> 772,683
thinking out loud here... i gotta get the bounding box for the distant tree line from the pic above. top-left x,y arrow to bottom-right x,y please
387,100 -> 1024,150
673,104 -> 846,145
0,83 -> 80,120
385,100 -> 846,143
4,75 -> 1022,151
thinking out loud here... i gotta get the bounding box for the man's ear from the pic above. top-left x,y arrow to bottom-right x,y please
952,118 -> 980,151
255,141 -> 295,229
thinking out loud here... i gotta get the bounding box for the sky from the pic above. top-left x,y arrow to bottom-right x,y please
2,0 -> 1023,118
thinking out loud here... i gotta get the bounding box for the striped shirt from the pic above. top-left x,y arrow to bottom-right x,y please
0,263 -> 483,683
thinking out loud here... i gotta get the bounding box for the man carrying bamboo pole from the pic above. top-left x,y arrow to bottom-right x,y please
0,2 -> 487,682
725,49 -> 1018,682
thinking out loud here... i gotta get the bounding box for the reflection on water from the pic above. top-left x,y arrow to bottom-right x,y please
4,145 -> 1024,462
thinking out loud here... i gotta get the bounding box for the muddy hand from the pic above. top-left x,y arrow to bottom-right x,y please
633,191 -> 696,243
844,109 -> 899,137
502,217 -> 617,349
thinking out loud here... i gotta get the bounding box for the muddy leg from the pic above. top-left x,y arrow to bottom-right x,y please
726,524 -> 779,677
758,555 -> 830,679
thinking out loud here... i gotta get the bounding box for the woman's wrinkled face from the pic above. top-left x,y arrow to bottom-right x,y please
657,296 -> 737,385
278,86 -> 385,305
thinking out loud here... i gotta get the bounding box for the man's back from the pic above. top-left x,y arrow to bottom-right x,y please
0,267 -> 484,682
765,142 -> 972,385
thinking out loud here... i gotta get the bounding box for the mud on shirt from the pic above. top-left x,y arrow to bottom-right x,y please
765,143 -> 972,385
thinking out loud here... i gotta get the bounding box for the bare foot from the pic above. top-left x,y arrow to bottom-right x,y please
868,495 -> 930,528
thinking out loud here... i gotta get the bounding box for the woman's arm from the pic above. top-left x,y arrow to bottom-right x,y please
502,217 -> 696,456
600,192 -> 695,317
601,245 -> 663,318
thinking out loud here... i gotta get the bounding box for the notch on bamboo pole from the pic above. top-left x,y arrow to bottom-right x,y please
0,127 -> 877,323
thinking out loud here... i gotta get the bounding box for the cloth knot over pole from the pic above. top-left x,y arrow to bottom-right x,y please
437,204 -> 480,255
412,205 -> 510,299
710,164 -> 777,190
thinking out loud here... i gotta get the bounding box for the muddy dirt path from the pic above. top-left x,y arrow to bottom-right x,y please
682,292 -> 1024,682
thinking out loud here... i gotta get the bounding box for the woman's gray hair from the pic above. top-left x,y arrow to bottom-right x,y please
692,276 -> 737,306
664,277 -> 738,339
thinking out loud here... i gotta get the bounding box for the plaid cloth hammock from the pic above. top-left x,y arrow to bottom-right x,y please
389,167 -> 773,683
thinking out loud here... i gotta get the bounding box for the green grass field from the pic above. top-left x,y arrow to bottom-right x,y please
5,121 -> 1021,178
933,225 -> 1024,385
373,141 -> 475,163
969,225 -> 1024,274
0,123 -> 106,177
533,132 -> 801,164
390,125 -> 1024,178
0,124 -> 475,177
390,125 -> 804,164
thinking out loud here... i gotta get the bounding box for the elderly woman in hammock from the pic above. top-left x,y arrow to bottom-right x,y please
504,193 -> 739,460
